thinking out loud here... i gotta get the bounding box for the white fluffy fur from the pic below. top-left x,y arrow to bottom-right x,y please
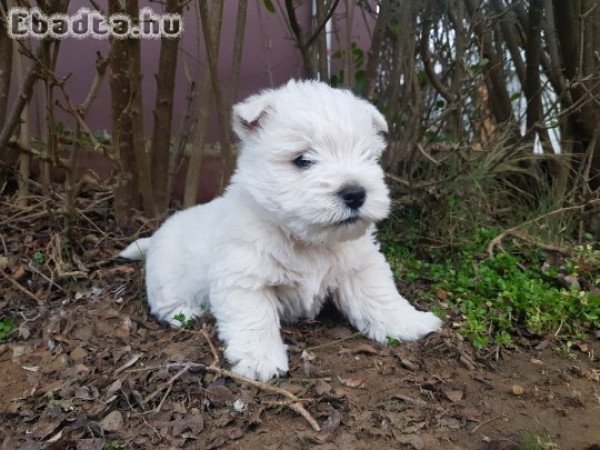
120,80 -> 442,381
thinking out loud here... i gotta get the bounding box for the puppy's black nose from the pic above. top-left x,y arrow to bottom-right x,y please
339,185 -> 366,210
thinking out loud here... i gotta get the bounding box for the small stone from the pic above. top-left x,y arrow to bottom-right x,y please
233,398 -> 245,412
511,385 -> 525,396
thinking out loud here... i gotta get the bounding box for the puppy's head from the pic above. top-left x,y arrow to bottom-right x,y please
231,80 -> 391,244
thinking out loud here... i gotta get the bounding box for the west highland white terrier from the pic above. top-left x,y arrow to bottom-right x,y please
120,80 -> 442,381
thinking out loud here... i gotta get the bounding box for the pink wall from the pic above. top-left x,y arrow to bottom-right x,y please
17,0 -> 311,136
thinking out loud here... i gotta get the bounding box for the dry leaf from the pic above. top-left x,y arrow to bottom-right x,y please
436,289 -> 449,301
206,384 -> 235,406
314,379 -> 332,396
442,388 -> 463,403
301,349 -> 317,361
338,377 -> 366,389
100,410 -> 124,432
352,344 -> 379,355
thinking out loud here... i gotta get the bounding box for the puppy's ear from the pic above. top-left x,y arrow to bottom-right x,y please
232,91 -> 272,139
366,103 -> 388,134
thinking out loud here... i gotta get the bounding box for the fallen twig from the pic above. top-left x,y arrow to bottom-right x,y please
0,270 -> 41,303
167,361 -> 321,431
144,362 -> 191,407
305,332 -> 362,352
200,324 -> 220,367
487,199 -> 600,257
27,262 -> 66,294
470,415 -> 504,433
504,230 -> 571,255
114,353 -> 143,375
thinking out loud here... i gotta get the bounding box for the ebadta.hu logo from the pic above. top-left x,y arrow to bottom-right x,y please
8,7 -> 183,39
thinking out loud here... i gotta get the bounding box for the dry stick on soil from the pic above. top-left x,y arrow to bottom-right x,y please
305,331 -> 362,352
167,362 -> 321,431
487,199 -> 600,257
114,353 -> 143,375
27,261 -> 66,294
0,270 -> 41,303
177,326 -> 318,428
469,415 -> 504,433
0,197 -> 51,226
144,362 -> 191,406
200,324 -> 220,367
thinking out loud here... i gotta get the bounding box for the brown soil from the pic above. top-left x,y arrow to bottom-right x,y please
0,189 -> 599,450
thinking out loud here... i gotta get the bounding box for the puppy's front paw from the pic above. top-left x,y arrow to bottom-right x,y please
227,344 -> 289,382
369,309 -> 443,343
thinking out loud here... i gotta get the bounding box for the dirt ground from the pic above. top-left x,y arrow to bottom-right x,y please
0,191 -> 599,450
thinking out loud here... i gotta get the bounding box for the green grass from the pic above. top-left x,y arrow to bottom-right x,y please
383,228 -> 600,350
386,337 -> 401,347
32,251 -> 45,264
0,317 -> 16,341
172,312 -> 192,328
105,440 -> 122,450
519,433 -> 560,450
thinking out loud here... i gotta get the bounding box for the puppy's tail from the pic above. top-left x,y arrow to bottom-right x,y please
119,237 -> 151,260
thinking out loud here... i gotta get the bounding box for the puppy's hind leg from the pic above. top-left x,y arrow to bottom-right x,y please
145,261 -> 208,327
146,285 -> 205,327
334,245 -> 442,343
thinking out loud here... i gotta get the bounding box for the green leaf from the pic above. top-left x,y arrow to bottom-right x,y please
262,0 -> 276,13
510,92 -> 522,102
33,251 -> 45,264
353,70 -> 366,95
0,317 -> 15,341
417,70 -> 428,88
387,22 -> 400,36
386,337 -> 400,347
173,313 -> 190,327
468,58 -> 490,72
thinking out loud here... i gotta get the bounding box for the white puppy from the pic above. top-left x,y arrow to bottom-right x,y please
120,80 -> 442,382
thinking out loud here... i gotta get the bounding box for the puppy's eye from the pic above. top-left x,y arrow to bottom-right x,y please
292,155 -> 315,169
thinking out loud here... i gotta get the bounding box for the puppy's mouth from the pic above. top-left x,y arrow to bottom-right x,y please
336,216 -> 361,226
